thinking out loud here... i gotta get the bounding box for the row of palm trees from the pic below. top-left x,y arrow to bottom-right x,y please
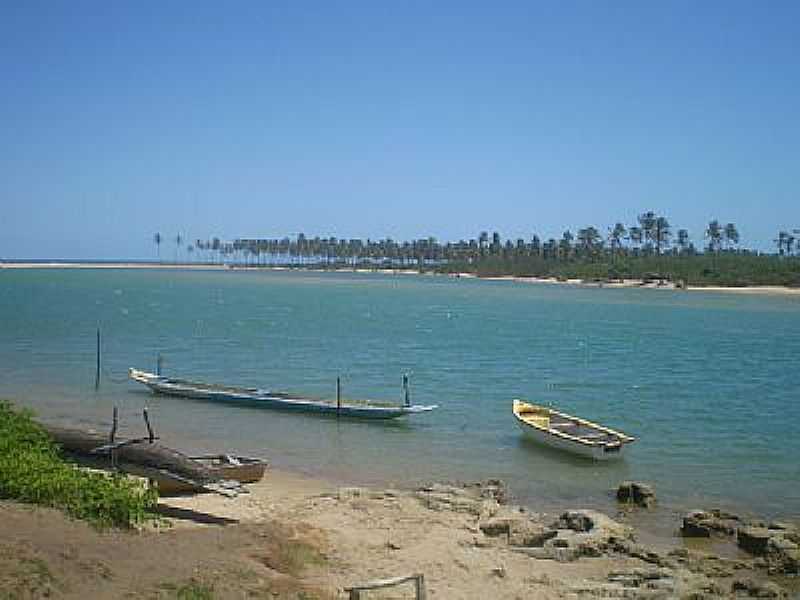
151,214 -> 776,267
775,230 -> 800,256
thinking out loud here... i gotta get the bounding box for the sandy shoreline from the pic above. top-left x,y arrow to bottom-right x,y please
3,467 -> 797,598
3,261 -> 799,296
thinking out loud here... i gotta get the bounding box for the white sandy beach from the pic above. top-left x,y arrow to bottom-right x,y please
3,261 -> 800,296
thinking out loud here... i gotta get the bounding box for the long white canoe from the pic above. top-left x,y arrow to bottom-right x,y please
129,369 -> 437,420
513,399 -> 635,460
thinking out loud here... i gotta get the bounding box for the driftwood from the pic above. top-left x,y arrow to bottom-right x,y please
345,574 -> 426,600
42,424 -> 245,497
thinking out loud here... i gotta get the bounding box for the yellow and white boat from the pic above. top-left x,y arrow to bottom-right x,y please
513,399 -> 635,460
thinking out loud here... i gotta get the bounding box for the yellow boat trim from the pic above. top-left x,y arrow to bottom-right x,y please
512,399 -> 635,447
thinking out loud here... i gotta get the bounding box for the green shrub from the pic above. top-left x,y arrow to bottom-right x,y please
0,401 -> 158,528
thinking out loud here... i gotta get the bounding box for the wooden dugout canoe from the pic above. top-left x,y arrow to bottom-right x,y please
154,454 -> 267,495
129,369 -> 438,420
513,399 -> 635,460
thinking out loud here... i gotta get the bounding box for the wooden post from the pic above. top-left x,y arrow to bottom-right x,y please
95,327 -> 101,389
110,407 -> 118,443
109,406 -> 118,469
143,407 -> 155,443
336,376 -> 341,418
415,574 -> 426,600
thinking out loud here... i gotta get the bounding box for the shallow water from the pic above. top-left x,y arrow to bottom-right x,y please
1,268 -> 798,519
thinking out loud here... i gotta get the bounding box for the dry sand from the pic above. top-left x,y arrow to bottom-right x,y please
3,467 -> 796,599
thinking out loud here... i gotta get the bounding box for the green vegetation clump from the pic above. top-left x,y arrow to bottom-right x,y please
442,253 -> 800,287
0,400 -> 158,528
175,581 -> 214,600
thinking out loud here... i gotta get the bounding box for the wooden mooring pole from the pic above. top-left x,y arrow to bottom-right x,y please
336,376 -> 341,418
95,327 -> 101,389
109,406 -> 118,469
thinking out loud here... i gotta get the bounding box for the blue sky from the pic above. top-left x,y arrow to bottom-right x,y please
1,1 -> 798,258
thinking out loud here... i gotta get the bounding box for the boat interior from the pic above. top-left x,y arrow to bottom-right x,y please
516,402 -> 622,443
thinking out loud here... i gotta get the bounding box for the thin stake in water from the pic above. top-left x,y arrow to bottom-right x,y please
336,376 -> 341,418
95,327 -> 101,389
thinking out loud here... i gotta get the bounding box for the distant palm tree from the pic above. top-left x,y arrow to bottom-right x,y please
775,232 -> 788,255
723,223 -> 739,251
577,226 -> 601,256
154,233 -> 162,261
609,223 -> 627,254
653,216 -> 671,255
478,231 -> 489,256
628,227 -> 643,253
706,221 -> 723,253
559,230 -> 574,259
638,212 -> 656,253
677,229 -> 690,254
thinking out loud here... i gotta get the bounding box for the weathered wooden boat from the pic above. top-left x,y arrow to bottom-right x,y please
43,424 -> 250,497
129,369 -> 438,420
513,399 -> 635,460
154,454 -> 267,495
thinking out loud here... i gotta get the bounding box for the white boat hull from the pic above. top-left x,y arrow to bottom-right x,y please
513,399 -> 634,461
516,420 -> 627,460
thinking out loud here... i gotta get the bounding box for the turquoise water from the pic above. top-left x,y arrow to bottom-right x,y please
1,268 -> 799,519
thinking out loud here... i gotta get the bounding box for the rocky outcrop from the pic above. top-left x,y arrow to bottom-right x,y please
508,521 -> 558,547
510,510 -> 635,562
569,567 -> 729,598
415,483 -> 499,518
616,481 -> 656,508
737,527 -> 772,555
731,577 -> 788,598
681,510 -> 714,537
681,508 -> 742,537
732,523 -> 800,574
764,532 -> 800,575
462,478 -> 509,505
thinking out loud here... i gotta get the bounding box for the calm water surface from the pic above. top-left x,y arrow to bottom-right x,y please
1,268 -> 798,520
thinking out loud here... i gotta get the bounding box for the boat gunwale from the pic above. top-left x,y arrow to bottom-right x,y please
129,369 -> 437,415
512,399 -> 635,447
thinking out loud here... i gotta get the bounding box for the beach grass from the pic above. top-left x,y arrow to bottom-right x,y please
0,400 -> 158,528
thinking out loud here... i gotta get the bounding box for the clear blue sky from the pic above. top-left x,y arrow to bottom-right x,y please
1,1 -> 798,258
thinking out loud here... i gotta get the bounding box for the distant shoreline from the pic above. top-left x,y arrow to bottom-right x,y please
3,260 -> 800,296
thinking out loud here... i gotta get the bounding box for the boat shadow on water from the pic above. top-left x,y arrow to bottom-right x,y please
515,436 -> 634,470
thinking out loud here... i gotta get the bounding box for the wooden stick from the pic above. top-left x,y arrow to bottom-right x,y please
95,327 -> 101,389
345,574 -> 426,599
110,406 -> 118,469
110,407 -> 118,443
143,407 -> 155,443
336,376 -> 341,418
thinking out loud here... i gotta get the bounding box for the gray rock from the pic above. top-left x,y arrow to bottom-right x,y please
681,510 -> 713,537
479,517 -> 511,537
766,536 -> 800,575
556,511 -> 595,532
617,481 -> 657,508
731,577 -> 787,598
737,527 -> 772,556
508,521 -> 558,547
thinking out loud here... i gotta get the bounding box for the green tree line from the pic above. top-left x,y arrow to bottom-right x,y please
152,213 -> 800,286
